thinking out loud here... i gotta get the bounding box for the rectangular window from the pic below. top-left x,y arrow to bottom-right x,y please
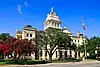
55,23 -> 56,27
60,51 -> 62,58
40,50 -> 42,56
75,52 -> 77,58
57,23 -> 59,27
30,34 -> 32,37
26,33 -> 29,37
65,51 -> 67,57
78,51 -> 80,57
52,22 -> 54,25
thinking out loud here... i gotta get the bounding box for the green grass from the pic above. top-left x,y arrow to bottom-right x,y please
0,58 -> 82,65
0,62 -> 6,65
0,60 -> 47,65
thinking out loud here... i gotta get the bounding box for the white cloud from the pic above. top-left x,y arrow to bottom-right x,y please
24,2 -> 28,7
17,5 -> 22,15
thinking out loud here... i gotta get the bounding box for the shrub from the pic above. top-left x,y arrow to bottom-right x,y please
25,60 -> 46,65
0,60 -> 47,65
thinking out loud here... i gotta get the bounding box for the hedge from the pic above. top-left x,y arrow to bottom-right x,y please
0,60 -> 47,65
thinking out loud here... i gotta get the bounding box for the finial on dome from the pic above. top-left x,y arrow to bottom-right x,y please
64,27 -> 66,29
16,29 -> 18,32
51,7 -> 54,12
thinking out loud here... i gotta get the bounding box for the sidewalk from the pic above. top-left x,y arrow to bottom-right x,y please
80,59 -> 100,64
0,60 -> 100,67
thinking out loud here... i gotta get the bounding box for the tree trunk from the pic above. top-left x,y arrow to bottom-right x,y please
49,53 -> 52,61
35,49 -> 39,60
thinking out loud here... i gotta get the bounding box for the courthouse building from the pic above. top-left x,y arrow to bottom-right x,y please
16,7 -> 85,60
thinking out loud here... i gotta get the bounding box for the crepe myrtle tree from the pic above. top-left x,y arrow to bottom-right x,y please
10,38 -> 35,60
0,43 -> 10,59
0,37 -> 35,60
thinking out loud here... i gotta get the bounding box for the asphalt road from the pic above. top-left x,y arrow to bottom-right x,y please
1,62 -> 100,67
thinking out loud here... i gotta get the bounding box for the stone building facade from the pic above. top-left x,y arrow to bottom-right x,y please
16,7 -> 85,60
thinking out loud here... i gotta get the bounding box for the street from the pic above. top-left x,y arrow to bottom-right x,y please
1,62 -> 100,67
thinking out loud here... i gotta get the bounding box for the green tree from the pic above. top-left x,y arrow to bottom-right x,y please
0,33 -> 10,41
78,36 -> 100,58
37,28 -> 72,60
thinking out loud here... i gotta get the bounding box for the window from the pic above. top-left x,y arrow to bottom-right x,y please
78,51 -> 80,57
78,40 -> 79,43
75,40 -> 76,42
75,52 -> 77,58
55,23 -> 56,27
60,51 -> 62,58
52,22 -> 54,25
26,33 -> 29,37
57,23 -> 59,27
40,50 -> 42,56
30,34 -> 32,37
65,51 -> 67,57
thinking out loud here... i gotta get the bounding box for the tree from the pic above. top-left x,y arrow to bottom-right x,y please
0,43 -> 10,59
0,37 -> 35,60
35,31 -> 43,60
78,36 -> 100,58
37,28 -> 72,60
10,38 -> 35,60
0,33 -> 11,41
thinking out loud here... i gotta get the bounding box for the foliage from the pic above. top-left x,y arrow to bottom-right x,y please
0,44 -> 10,55
78,36 -> 100,57
36,28 -> 72,60
0,60 -> 47,65
0,33 -> 10,41
0,37 -> 35,60
10,39 -> 35,59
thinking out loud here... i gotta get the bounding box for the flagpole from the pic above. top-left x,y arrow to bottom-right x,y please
81,17 -> 87,60
83,29 -> 87,60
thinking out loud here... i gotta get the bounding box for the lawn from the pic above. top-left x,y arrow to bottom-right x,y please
0,58 -> 82,65
0,60 -> 47,65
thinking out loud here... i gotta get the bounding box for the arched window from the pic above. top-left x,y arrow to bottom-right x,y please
30,34 -> 32,37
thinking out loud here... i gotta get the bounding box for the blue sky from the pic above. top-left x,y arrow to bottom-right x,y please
0,0 -> 100,37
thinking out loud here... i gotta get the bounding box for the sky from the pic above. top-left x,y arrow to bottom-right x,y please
0,0 -> 100,38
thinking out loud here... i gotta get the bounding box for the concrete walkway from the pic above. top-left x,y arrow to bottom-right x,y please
81,59 -> 100,64
0,60 -> 100,67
